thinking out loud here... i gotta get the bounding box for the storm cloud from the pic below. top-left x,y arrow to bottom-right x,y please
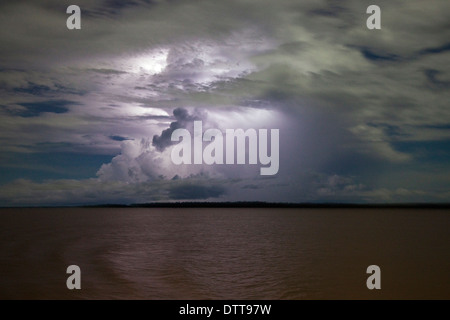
169,184 -> 226,200
0,0 -> 449,205
152,108 -> 201,152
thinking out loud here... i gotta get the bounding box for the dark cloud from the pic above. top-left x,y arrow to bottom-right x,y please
152,108 -> 201,152
13,83 -> 54,96
349,42 -> 450,65
109,135 -> 132,141
366,122 -> 406,139
169,184 -> 226,200
424,69 -> 450,89
15,100 -> 76,118
392,140 -> 450,163
359,47 -> 400,62
308,2 -> 347,18
88,68 -> 128,75
418,42 -> 450,56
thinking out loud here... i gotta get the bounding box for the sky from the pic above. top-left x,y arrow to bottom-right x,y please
0,0 -> 449,206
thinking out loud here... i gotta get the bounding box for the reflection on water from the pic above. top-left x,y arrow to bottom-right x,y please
0,208 -> 449,299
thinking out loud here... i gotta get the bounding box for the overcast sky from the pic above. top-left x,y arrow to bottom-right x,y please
0,0 -> 449,206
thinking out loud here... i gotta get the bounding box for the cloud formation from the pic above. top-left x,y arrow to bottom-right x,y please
0,0 -> 449,205
152,108 -> 202,152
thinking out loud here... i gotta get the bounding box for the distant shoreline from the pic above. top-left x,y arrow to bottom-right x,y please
1,202 -> 449,209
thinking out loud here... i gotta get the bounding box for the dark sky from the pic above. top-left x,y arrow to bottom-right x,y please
0,0 -> 449,205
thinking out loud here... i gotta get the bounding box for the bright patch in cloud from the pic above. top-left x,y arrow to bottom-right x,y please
128,49 -> 169,74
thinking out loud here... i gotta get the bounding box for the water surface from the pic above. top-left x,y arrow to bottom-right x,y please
0,208 -> 448,299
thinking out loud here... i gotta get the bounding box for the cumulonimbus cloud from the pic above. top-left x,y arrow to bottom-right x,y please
152,108 -> 203,152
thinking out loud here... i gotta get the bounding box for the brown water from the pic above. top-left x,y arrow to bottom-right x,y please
0,208 -> 449,299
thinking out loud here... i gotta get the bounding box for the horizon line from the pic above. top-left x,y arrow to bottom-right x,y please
1,201 -> 449,209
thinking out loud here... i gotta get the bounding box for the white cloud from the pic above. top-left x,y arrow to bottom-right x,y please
96,138 -> 218,182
